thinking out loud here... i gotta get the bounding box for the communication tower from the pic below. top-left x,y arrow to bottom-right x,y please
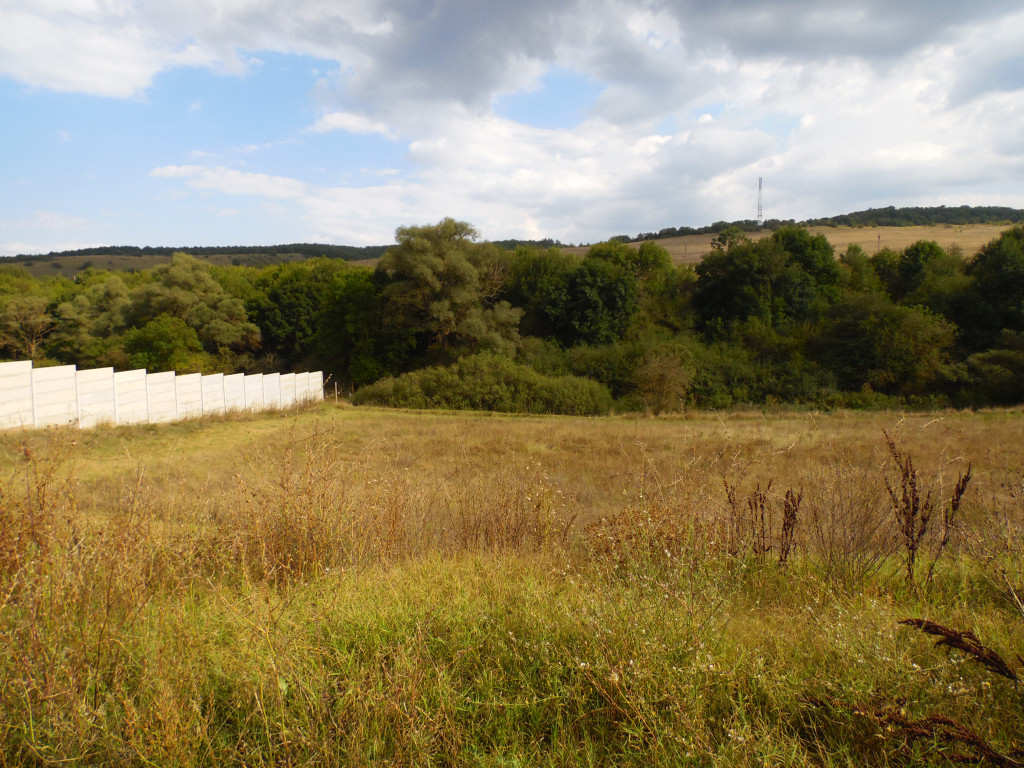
757,177 -> 763,228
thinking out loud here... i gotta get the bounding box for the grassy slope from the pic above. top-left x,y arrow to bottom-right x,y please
1,404 -> 1022,765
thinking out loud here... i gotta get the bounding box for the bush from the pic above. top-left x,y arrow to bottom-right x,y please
352,353 -> 613,415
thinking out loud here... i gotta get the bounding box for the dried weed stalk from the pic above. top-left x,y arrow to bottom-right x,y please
899,618 -> 1019,682
778,487 -> 802,566
866,709 -> 1022,767
804,695 -> 1023,767
884,431 -> 971,587
722,480 -> 801,565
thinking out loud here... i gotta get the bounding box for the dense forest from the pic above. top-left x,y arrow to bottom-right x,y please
3,217 -> 1024,413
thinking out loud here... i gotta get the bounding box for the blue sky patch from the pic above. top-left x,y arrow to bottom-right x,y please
493,66 -> 605,130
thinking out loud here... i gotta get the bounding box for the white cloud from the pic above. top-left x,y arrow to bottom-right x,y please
4,0 -> 1024,247
308,111 -> 396,138
150,165 -> 308,199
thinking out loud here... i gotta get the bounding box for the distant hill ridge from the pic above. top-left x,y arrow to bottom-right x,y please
12,242 -> 391,264
8,205 -> 1024,263
617,205 -> 1024,243
802,205 -> 1024,228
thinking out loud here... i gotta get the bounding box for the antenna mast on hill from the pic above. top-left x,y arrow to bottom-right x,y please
757,177 -> 763,228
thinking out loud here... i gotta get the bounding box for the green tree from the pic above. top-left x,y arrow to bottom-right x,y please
693,226 -> 839,333
965,331 -> 1024,405
123,314 -> 208,373
710,226 -> 749,252
838,244 -> 883,293
504,246 -> 577,338
0,295 -> 54,361
559,257 -> 639,345
891,240 -> 946,301
812,292 -> 956,395
962,225 -> 1024,350
127,253 -> 260,358
376,218 -> 522,361
48,273 -> 133,366
586,239 -> 672,280
633,346 -> 694,414
247,260 -> 345,369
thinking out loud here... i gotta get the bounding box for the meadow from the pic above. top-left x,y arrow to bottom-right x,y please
1,403 -> 1022,766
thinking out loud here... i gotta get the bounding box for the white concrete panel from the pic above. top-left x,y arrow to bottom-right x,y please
0,360 -> 34,429
263,373 -> 282,409
294,372 -> 311,404
223,373 -> 246,412
147,372 -> 178,423
244,374 -> 264,411
201,373 -> 225,415
310,371 -> 324,401
114,369 -> 149,425
280,373 -> 296,408
32,365 -> 78,427
175,373 -> 203,420
76,367 -> 116,428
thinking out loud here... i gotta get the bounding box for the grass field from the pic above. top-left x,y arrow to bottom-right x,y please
7,223 -> 1014,277
2,403 -> 1023,765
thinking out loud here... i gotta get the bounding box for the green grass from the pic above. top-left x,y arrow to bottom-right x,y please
1,406 -> 1022,765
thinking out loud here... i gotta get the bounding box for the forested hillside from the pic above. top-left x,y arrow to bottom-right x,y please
3,217 -> 1024,411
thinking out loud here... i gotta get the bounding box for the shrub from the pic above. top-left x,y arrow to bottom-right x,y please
352,353 -> 613,415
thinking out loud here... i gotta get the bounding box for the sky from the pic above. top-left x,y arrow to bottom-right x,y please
2,0 -> 1024,255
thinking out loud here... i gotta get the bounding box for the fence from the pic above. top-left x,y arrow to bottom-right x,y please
0,361 -> 323,431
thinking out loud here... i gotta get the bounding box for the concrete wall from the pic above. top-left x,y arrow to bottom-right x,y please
244,373 -> 264,411
309,371 -> 324,402
223,373 -> 246,412
147,371 -> 178,424
76,367 -> 116,428
0,360 -> 33,430
175,373 -> 203,420
1,361 -> 324,431
115,369 -> 149,425
32,365 -> 78,428
280,373 -> 296,408
263,372 -> 282,409
202,373 -> 226,416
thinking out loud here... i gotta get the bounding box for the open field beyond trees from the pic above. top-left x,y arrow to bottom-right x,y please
2,402 -> 1022,765
560,224 -> 1015,266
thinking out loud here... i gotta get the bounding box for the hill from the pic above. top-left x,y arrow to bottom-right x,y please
3,205 -> 1022,277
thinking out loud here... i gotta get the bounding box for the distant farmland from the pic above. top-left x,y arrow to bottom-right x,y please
562,223 -> 1013,264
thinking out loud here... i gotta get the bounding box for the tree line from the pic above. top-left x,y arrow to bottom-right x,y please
3,218 -> 1024,413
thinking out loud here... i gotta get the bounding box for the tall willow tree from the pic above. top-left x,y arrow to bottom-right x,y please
375,218 -> 521,363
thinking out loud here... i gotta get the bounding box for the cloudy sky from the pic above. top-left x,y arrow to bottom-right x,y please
2,0 -> 1023,255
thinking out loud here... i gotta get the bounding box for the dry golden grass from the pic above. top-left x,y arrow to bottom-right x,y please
2,403 -> 1023,765
7,402 -> 1021,531
562,224 -> 1011,264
